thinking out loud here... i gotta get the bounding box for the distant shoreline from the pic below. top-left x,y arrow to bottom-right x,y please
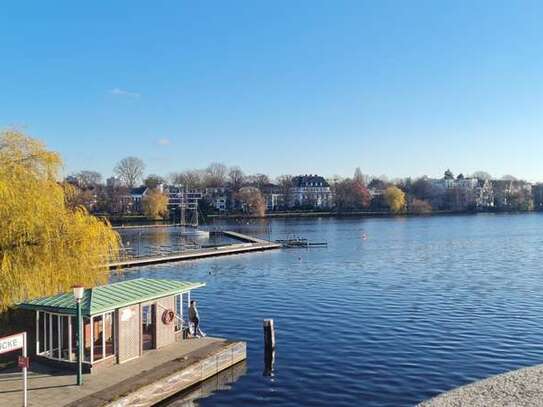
100,209 -> 541,226
208,208 -> 540,220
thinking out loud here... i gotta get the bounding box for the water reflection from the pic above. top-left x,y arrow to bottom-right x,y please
118,227 -> 238,257
156,361 -> 247,406
263,349 -> 275,377
120,214 -> 543,407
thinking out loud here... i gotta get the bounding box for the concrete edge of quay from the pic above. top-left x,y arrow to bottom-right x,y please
68,340 -> 247,407
418,363 -> 543,407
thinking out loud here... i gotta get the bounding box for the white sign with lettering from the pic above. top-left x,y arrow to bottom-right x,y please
0,332 -> 27,406
120,308 -> 134,321
0,333 -> 24,355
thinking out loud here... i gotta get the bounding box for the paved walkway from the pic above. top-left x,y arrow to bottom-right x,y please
419,364 -> 543,407
0,338 -> 223,407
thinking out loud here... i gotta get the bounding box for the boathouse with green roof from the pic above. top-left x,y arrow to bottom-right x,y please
17,278 -> 205,371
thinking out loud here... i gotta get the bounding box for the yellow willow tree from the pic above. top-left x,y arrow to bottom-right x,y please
0,130 -> 120,312
142,189 -> 169,220
384,185 -> 406,214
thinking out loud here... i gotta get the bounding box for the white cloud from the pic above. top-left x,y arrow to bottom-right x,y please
157,138 -> 171,145
109,88 -> 141,98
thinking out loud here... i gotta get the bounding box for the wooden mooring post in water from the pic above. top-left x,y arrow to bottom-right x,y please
263,319 -> 275,352
263,319 -> 275,376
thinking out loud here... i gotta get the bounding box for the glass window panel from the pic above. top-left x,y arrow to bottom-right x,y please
61,316 -> 70,361
52,315 -> 59,358
142,305 -> 155,351
38,312 -> 45,354
70,316 -> 77,362
44,313 -> 51,357
104,312 -> 114,358
83,317 -> 91,362
93,315 -> 103,361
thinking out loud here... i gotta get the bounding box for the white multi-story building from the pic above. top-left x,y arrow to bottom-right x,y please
289,175 -> 333,208
430,177 -> 479,192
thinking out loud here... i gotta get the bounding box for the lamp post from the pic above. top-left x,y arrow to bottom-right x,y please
72,285 -> 85,386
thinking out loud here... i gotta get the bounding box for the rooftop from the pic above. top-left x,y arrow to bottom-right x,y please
292,175 -> 329,188
130,186 -> 147,195
17,278 -> 205,316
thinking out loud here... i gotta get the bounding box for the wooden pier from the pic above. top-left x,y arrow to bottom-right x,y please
0,338 -> 246,407
108,230 -> 281,269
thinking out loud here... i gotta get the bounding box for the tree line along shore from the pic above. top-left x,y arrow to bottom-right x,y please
1,129 -> 541,321
66,155 -> 541,222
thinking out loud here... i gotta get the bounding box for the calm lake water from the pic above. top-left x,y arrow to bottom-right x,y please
117,214 -> 543,406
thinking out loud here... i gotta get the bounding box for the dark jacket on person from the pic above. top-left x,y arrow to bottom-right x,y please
189,304 -> 199,322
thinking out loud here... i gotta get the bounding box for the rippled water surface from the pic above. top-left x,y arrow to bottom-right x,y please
117,214 -> 543,406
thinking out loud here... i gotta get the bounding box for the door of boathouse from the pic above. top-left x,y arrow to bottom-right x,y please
141,304 -> 156,351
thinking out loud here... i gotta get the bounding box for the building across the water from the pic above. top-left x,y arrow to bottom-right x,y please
17,278 -> 204,372
289,174 -> 333,208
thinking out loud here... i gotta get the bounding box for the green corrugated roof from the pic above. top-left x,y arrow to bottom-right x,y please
17,278 -> 205,316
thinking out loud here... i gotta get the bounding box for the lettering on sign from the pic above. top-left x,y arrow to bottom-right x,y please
0,333 -> 24,354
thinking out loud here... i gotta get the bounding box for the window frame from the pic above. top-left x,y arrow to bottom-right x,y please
36,310 -> 116,365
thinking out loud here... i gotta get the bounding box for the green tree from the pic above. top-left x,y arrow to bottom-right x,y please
0,130 -> 120,312
384,186 -> 406,214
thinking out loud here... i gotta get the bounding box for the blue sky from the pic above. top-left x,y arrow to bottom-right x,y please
1,1 -> 542,181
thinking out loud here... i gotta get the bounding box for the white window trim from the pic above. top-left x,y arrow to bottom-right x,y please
35,311 -> 40,355
68,316 -> 72,362
57,315 -> 61,360
38,311 -> 92,363
90,315 -> 94,363
90,311 -> 116,364
48,313 -> 52,359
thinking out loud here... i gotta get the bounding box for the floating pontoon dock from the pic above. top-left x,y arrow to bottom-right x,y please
108,230 -> 281,269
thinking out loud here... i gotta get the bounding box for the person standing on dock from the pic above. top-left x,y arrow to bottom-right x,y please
189,300 -> 205,337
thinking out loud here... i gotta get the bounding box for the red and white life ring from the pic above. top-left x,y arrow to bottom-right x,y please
161,309 -> 175,325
